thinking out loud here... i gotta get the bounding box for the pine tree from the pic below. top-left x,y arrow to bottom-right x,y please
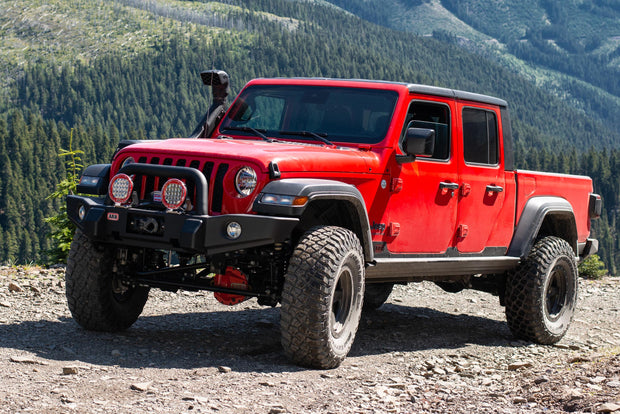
45,129 -> 84,263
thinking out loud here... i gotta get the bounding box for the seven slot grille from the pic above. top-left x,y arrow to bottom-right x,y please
134,156 -> 229,213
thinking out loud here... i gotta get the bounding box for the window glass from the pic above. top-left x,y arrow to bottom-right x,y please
220,85 -> 398,144
462,108 -> 498,165
402,101 -> 450,160
235,95 -> 285,130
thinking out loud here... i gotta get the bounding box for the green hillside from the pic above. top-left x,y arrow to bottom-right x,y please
325,0 -> 620,141
0,0 -> 619,272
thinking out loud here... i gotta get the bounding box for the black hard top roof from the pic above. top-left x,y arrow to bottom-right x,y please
253,77 -> 508,108
406,83 -> 508,108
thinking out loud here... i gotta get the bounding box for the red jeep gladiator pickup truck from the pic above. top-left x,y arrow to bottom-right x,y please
66,71 -> 601,369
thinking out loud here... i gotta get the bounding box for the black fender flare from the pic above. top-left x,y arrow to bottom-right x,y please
253,179 -> 374,261
76,164 -> 111,195
507,196 -> 578,259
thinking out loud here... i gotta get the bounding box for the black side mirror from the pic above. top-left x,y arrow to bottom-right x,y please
397,128 -> 435,164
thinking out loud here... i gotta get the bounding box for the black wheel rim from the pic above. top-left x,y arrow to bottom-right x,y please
330,266 -> 354,339
545,261 -> 569,321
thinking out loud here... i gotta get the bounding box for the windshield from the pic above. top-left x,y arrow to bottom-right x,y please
219,85 -> 398,144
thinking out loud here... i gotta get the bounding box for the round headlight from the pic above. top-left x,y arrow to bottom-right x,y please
161,178 -> 187,210
121,157 -> 135,168
108,173 -> 134,204
235,166 -> 257,197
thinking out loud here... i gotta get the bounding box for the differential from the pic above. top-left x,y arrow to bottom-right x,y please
213,267 -> 250,305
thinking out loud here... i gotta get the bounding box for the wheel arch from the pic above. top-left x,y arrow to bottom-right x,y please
507,196 -> 578,259
253,179 -> 374,261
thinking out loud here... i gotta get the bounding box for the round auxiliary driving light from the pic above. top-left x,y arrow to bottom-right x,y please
161,178 -> 187,210
226,222 -> 242,240
235,166 -> 257,197
108,173 -> 134,205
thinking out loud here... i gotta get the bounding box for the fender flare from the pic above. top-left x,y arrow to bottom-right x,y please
76,164 -> 111,195
253,179 -> 374,261
507,196 -> 578,259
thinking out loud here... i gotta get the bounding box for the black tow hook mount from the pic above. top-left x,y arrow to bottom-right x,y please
129,216 -> 164,236
136,217 -> 159,234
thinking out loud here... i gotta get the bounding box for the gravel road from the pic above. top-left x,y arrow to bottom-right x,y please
0,265 -> 619,413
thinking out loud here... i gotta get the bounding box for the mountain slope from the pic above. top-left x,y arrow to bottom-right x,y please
4,0 -> 618,148
0,0 -> 619,266
325,0 -> 620,141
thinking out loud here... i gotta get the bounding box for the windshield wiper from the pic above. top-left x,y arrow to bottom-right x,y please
279,130 -> 334,147
220,126 -> 273,142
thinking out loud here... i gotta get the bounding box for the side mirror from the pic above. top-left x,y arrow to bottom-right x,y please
397,128 -> 435,164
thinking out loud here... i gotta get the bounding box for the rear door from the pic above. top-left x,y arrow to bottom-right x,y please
455,104 -> 514,253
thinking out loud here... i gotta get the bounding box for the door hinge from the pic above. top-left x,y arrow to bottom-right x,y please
388,222 -> 401,237
460,183 -> 471,197
457,224 -> 469,239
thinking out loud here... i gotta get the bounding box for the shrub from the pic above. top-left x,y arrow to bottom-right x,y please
45,130 -> 83,264
578,254 -> 607,279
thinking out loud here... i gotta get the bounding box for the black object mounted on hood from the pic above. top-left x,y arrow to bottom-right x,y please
190,70 -> 230,138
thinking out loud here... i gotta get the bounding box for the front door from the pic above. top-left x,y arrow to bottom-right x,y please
383,99 -> 459,254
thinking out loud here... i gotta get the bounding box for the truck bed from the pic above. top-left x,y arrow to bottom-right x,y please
515,170 -> 593,245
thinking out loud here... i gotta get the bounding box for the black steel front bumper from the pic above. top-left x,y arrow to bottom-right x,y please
67,195 -> 299,255
578,238 -> 599,260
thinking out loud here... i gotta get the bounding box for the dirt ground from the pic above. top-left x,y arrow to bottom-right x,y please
0,265 -> 618,413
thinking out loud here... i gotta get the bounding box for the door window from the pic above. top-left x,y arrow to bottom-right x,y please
402,101 -> 451,160
462,108 -> 498,165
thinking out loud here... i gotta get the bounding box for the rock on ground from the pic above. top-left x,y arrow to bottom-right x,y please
0,265 -> 619,413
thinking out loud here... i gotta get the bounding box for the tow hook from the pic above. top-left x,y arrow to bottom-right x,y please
130,216 -> 162,235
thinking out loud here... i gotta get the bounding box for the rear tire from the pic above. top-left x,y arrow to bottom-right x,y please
363,283 -> 394,310
66,230 -> 149,332
280,226 -> 365,369
505,236 -> 578,344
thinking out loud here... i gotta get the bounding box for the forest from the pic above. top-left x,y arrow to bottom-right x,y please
0,0 -> 618,274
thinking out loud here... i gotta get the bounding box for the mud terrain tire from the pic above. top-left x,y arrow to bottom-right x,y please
280,226 -> 365,369
505,236 -> 578,344
363,283 -> 394,310
66,229 -> 149,332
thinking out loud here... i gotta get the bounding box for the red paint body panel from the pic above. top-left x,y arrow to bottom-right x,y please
109,77 -> 595,256
111,139 -> 382,215
515,170 -> 593,243
454,101 -> 515,253
382,157 -> 459,253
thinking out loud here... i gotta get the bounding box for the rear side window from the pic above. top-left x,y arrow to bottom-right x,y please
462,108 -> 498,165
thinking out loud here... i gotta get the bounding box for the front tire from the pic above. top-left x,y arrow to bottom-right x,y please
280,226 -> 365,369
66,229 -> 149,332
505,236 -> 578,344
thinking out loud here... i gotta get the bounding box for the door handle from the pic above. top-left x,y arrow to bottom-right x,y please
439,182 -> 459,197
439,182 -> 459,191
486,185 -> 504,193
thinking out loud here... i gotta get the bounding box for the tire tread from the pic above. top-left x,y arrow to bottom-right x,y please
281,226 -> 364,369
